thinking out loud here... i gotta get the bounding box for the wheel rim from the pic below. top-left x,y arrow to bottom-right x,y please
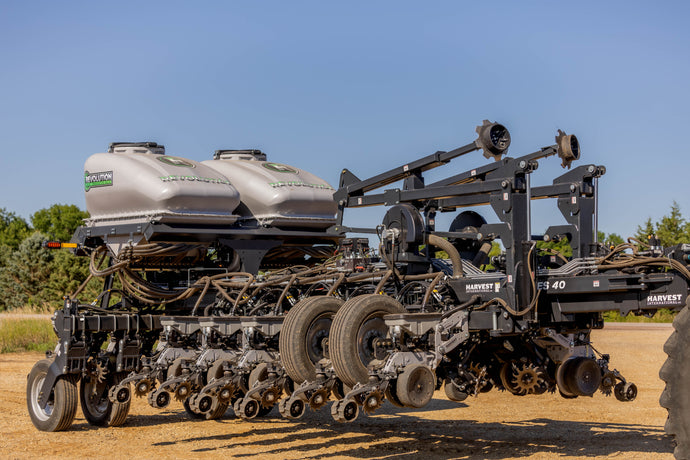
244,400 -> 259,418
305,315 -> 332,365
356,315 -> 387,365
290,399 -> 305,418
403,367 -> 434,407
82,378 -> 109,417
343,401 -> 358,421
31,375 -> 53,421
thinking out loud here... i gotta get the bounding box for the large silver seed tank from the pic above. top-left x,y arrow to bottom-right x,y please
84,142 -> 241,225
202,149 -> 337,229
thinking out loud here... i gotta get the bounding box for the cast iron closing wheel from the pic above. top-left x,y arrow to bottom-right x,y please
330,294 -> 406,388
80,371 -> 131,427
660,297 -> 690,459
26,359 -> 78,432
279,296 -> 344,384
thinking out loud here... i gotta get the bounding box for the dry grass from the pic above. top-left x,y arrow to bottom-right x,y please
0,317 -> 54,353
603,308 -> 676,323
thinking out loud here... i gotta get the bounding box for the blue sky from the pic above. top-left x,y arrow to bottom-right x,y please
1,1 -> 688,238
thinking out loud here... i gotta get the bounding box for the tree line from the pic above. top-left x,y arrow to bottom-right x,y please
1,202 -> 689,312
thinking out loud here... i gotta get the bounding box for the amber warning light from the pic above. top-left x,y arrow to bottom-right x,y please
43,241 -> 78,249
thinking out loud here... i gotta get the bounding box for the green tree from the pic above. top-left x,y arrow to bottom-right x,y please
655,201 -> 690,247
0,208 -> 31,249
536,237 -> 573,258
597,231 -> 624,247
0,231 -> 100,311
634,217 -> 656,243
31,204 -> 88,242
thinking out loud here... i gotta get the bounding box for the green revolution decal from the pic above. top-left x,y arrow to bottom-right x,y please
84,170 -> 113,191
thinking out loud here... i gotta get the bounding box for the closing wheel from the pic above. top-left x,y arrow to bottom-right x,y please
331,399 -> 359,423
614,381 -> 637,402
80,371 -> 131,427
280,398 -> 306,419
149,389 -> 171,409
237,397 -> 260,420
396,364 -> 435,409
330,294 -> 406,387
660,299 -> 690,459
204,360 -> 230,419
444,379 -> 469,402
279,296 -> 344,384
183,395 -> 207,420
27,359 -> 78,432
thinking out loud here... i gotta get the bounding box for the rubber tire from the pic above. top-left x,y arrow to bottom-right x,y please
248,364 -> 275,417
80,372 -> 131,427
26,359 -> 78,432
444,379 -> 469,402
279,296 -> 344,383
385,381 -> 405,408
330,294 -> 406,388
204,361 -> 230,420
660,298 -> 690,460
395,364 -> 436,409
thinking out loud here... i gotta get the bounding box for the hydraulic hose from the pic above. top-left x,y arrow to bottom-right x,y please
427,233 -> 463,279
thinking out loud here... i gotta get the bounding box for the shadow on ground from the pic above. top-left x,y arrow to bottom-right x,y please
122,398 -> 674,459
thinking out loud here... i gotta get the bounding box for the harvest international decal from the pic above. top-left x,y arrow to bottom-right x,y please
465,282 -> 501,293
84,170 -> 113,191
646,294 -> 684,306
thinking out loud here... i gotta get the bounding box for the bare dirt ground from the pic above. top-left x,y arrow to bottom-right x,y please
0,325 -> 675,460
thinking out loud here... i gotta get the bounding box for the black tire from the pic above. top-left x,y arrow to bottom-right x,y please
385,381 -> 405,407
444,379 -> 469,402
204,361 -> 230,420
660,299 -> 690,459
330,294 -> 405,388
80,372 -> 131,427
248,363 -> 275,417
26,359 -> 78,432
279,296 -> 344,383
183,397 -> 206,420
